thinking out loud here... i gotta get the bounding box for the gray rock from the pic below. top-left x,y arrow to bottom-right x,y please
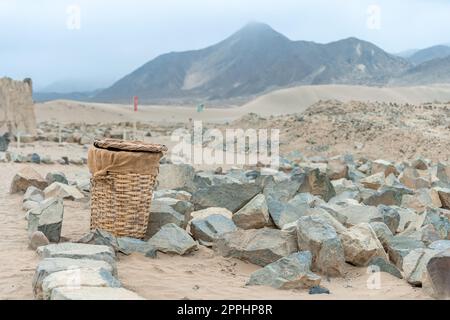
148,223 -> 197,255
117,237 -> 157,255
50,287 -> 145,300
28,197 -> 64,242
429,240 -> 450,251
424,248 -> 450,299
29,231 -> 49,250
266,197 -> 307,229
333,204 -> 383,227
386,236 -> 426,269
417,208 -> 450,240
370,222 -> 394,250
403,248 -> 438,286
45,171 -> 68,185
232,194 -> 271,229
435,187 -> 450,209
37,243 -> 116,265
296,216 -> 345,276
192,182 -> 261,212
33,258 -> 116,299
43,182 -> 84,201
0,133 -> 10,152
156,164 -> 195,191
247,251 -> 321,289
309,285 -> 330,294
216,228 -> 298,267
153,189 -> 192,201
377,205 -> 401,234
146,199 -> 189,238
42,268 -> 121,300
23,186 -> 44,203
23,200 -> 40,212
191,214 -> 237,242
368,256 -> 403,279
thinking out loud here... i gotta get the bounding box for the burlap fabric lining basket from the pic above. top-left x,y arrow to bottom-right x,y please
88,139 -> 167,238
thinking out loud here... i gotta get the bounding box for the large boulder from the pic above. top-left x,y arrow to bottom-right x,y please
10,166 -> 48,193
191,214 -> 237,243
399,167 -> 431,190
247,251 -> 321,289
423,248 -> 450,299
232,194 -> 271,229
340,223 -> 388,266
266,198 -> 307,229
296,216 -> 345,276
377,205 -> 401,234
191,182 -> 261,212
402,248 -> 439,286
332,204 -> 383,227
216,228 -> 297,267
360,172 -> 385,190
28,197 -> 64,242
33,258 -> 116,299
416,208 -> 450,240
385,236 -> 426,268
50,287 -> 144,300
148,223 -> 197,255
370,222 -> 393,250
42,268 -> 121,300
435,187 -> 450,209
401,188 -> 442,213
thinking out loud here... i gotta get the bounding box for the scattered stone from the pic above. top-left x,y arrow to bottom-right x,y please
191,214 -> 237,242
146,199 -> 188,238
50,287 -> 145,300
363,188 -> 403,207
309,285 -> 330,295
247,251 -> 321,289
148,223 -> 197,255
45,171 -> 68,185
153,189 -> 192,201
266,197 -> 307,229
28,197 -> 64,242
401,188 -> 442,213
416,208 -> 450,240
370,222 -> 393,250
117,237 -> 157,255
371,159 -> 398,177
42,268 -> 121,300
296,216 -> 345,276
29,231 -> 50,250
399,167 -> 431,190
340,223 -> 388,266
233,194 -> 271,229
37,243 -> 116,265
333,204 -> 383,227
216,228 -> 297,267
23,186 -> 44,203
10,166 -> 48,194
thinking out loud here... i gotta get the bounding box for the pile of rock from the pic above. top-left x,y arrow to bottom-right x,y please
150,157 -> 450,298
0,151 -> 86,166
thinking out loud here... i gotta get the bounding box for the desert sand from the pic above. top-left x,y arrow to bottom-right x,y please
0,142 -> 430,300
35,84 -> 450,124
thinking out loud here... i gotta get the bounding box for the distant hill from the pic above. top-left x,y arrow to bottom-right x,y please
407,45 -> 450,65
93,22 -> 411,104
390,55 -> 450,85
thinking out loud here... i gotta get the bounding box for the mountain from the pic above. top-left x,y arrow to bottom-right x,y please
390,55 -> 450,85
94,22 -> 411,104
407,45 -> 450,65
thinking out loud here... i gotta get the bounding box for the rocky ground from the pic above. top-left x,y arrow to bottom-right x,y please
1,99 -> 450,300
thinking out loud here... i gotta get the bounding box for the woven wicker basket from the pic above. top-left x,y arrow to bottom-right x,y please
88,139 -> 167,238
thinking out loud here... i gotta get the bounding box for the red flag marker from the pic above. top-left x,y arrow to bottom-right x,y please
133,96 -> 138,112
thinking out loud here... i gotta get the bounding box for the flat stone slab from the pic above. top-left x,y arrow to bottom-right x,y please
37,243 -> 116,265
42,268 -> 121,300
33,258 -> 116,299
50,287 -> 145,300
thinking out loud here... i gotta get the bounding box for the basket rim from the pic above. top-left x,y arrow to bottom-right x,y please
93,138 -> 168,153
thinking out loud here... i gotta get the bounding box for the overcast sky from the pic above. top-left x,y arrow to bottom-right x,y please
1,0 -> 449,91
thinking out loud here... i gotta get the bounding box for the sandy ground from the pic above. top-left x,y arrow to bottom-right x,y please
0,142 -> 431,300
35,84 -> 450,124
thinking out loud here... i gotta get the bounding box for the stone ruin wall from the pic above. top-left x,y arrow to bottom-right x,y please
0,77 -> 37,135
